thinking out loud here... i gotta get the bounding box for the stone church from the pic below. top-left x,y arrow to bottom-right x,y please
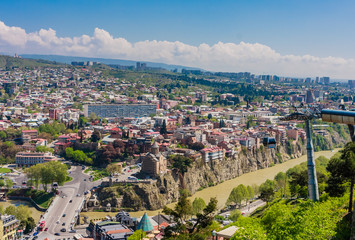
140,142 -> 167,177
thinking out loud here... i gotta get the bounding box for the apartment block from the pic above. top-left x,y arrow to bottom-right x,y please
84,104 -> 157,118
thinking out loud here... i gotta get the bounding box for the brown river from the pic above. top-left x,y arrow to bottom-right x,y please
128,149 -> 339,217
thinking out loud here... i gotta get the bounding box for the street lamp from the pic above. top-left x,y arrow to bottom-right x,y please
211,230 -> 217,240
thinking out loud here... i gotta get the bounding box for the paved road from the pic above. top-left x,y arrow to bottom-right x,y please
101,166 -> 141,183
220,199 -> 266,218
35,166 -> 100,240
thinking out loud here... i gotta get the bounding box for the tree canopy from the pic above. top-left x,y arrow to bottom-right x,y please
25,161 -> 68,191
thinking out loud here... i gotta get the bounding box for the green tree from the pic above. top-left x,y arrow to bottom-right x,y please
5,178 -> 13,189
259,179 -> 275,205
287,167 -> 308,198
0,131 -> 7,141
189,197 -> 218,234
229,209 -> 242,221
24,217 -> 36,234
25,165 -> 41,189
0,179 -> 4,187
106,164 -> 122,176
274,172 -> 288,197
219,119 -> 226,128
261,197 -> 348,239
89,112 -> 99,122
247,185 -> 255,201
230,217 -> 266,240
65,147 -> 74,159
91,130 -> 101,143
192,197 -> 206,215
25,161 -> 68,190
163,189 -> 192,224
327,142 -> 355,213
251,183 -> 259,196
127,229 -> 146,240
160,120 -> 168,135
14,205 -> 31,222
5,205 -> 16,215
78,116 -> 88,128
169,155 -> 193,188
36,145 -> 54,153
227,184 -> 248,207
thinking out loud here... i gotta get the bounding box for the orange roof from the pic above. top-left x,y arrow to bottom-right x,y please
154,222 -> 169,230
22,130 -> 38,133
106,229 -> 131,234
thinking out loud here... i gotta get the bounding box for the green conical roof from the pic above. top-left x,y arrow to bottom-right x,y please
137,212 -> 154,232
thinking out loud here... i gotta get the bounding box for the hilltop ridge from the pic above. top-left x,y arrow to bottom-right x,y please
0,54 -> 66,69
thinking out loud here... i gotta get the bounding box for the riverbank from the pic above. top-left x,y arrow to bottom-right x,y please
127,148 -> 339,217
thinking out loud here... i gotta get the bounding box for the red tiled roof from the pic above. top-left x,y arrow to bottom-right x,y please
106,229 -> 131,234
22,130 -> 38,133
154,222 -> 170,230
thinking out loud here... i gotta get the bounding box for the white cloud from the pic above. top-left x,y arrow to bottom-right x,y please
0,20 -> 354,79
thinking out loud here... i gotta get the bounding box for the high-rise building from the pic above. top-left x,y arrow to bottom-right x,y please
322,77 -> 330,85
136,62 -> 147,71
306,90 -> 314,103
348,80 -> 355,89
49,109 -> 59,120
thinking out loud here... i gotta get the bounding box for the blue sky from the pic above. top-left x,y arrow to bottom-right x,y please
1,0 -> 355,78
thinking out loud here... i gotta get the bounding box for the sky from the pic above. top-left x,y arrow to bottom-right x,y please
1,0 -> 355,78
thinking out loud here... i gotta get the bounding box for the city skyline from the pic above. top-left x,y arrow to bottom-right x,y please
1,0 -> 355,78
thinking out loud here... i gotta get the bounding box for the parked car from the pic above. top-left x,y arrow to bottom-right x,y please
60,228 -> 66,232
54,233 -> 60,235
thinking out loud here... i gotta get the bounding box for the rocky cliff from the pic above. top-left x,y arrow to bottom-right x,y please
99,129 -> 348,211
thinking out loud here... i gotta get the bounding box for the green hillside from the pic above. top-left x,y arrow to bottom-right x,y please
0,55 -> 66,69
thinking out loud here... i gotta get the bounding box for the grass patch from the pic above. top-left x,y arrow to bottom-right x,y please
0,168 -> 12,173
65,176 -> 73,183
32,191 -> 53,208
7,189 -> 54,209
89,167 -> 109,181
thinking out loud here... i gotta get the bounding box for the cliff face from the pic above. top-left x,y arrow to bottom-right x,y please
119,143 -> 305,210
103,130 -> 348,211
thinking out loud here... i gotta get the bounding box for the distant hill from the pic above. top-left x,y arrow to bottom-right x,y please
0,54 -> 65,69
21,54 -> 203,71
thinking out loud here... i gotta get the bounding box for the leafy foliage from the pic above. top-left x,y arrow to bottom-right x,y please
36,145 -> 54,153
259,180 -> 275,204
39,121 -> 66,136
261,197 -> 348,240
227,184 -> 249,207
192,197 -> 206,215
326,142 -> 355,212
25,161 -> 68,191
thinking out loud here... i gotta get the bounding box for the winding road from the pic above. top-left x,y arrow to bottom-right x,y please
35,166 -> 100,240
